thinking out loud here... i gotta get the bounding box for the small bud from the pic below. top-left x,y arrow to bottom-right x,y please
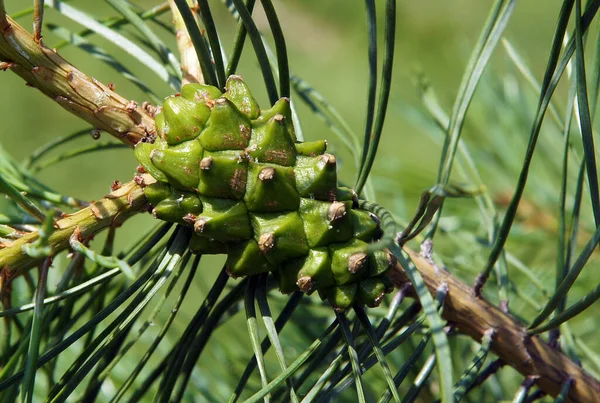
200,156 -> 213,170
321,153 -> 336,166
0,61 -> 15,71
111,180 -> 121,192
348,252 -> 368,273
294,140 -> 327,157
258,232 -> 276,253
297,276 -> 314,293
133,175 -> 145,186
126,100 -> 138,113
142,101 -> 159,117
194,218 -> 208,233
328,201 -> 346,222
183,213 -> 197,224
258,167 -> 275,181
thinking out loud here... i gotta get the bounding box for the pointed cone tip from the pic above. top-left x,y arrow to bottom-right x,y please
348,252 -> 368,273
258,232 -> 276,253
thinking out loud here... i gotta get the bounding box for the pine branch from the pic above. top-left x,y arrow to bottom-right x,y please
0,175 -> 153,276
0,15 -> 154,147
388,251 -> 600,403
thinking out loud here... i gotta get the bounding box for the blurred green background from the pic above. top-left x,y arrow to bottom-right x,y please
0,0 -> 565,201
2,0 -> 599,401
0,0 -> 585,301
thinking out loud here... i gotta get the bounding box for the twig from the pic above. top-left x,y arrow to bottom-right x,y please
0,15 -> 154,146
388,250 -> 600,403
0,1 -> 8,32
169,0 -> 203,85
0,175 -> 153,276
33,0 -> 44,43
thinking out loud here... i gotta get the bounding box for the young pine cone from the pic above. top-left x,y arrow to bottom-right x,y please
134,76 -> 395,311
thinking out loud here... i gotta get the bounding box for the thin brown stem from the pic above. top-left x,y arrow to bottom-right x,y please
33,0 -> 44,42
0,175 -> 153,277
169,0 -> 203,85
0,1 -> 8,32
388,250 -> 600,403
0,16 -> 154,147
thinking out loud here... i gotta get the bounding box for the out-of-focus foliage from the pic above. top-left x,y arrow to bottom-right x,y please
0,0 -> 599,402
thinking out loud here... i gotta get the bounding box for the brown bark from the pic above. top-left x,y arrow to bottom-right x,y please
0,176 -> 152,277
0,15 -> 154,147
389,249 -> 600,403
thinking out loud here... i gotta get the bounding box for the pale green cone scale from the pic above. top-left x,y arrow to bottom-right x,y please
320,284 -> 358,311
244,163 -> 299,212
180,83 -> 222,103
194,197 -> 252,242
226,239 -> 274,277
152,192 -> 201,224
179,193 -> 203,215
143,181 -> 171,206
189,233 -> 228,255
294,140 -> 327,157
255,97 -> 296,141
294,154 -> 338,201
250,211 -> 309,265
197,150 -> 248,200
368,249 -> 396,277
152,198 -> 185,223
161,96 -> 210,145
295,247 -> 335,292
329,238 -> 370,285
275,259 -> 303,294
134,141 -> 168,183
134,77 -> 394,310
199,98 -> 252,151
247,113 -> 296,166
299,199 -> 353,247
224,75 -> 260,119
149,139 -> 202,189
350,209 -> 382,242
357,277 -> 388,308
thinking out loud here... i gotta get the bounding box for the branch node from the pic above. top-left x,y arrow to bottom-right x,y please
90,203 -> 103,219
125,100 -> 138,113
111,180 -> 122,192
0,60 -> 13,70
69,226 -> 83,247
1,19 -> 11,34
472,273 -> 488,298
499,299 -> 509,313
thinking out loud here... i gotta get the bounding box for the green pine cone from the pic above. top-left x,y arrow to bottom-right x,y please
134,76 -> 395,310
